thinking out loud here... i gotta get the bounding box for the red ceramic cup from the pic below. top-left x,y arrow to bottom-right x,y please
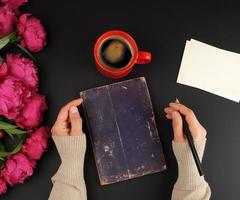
94,30 -> 151,79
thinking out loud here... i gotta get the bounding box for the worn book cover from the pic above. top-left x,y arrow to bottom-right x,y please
80,77 -> 166,185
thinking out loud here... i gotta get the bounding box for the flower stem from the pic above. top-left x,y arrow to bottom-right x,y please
14,43 -> 37,62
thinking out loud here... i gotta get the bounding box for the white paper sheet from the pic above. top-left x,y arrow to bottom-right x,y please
177,39 -> 240,102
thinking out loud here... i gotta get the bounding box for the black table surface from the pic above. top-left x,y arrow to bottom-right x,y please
2,0 -> 240,199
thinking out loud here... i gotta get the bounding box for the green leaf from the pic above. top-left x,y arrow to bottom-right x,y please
0,119 -> 26,139
14,43 -> 37,62
0,162 -> 4,169
0,157 -> 5,169
8,32 -> 18,43
0,141 -> 22,157
10,141 -> 23,155
0,120 -> 17,129
0,32 -> 17,50
0,37 -> 10,50
16,133 -> 27,140
5,128 -> 27,135
0,142 -> 4,152
4,131 -> 14,139
0,151 -> 9,157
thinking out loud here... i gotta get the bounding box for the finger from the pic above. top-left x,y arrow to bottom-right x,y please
164,107 -> 177,114
56,98 -> 83,122
172,111 -> 186,142
69,106 -> 83,135
169,102 -> 192,115
165,114 -> 172,119
51,122 -> 70,136
169,102 -> 198,125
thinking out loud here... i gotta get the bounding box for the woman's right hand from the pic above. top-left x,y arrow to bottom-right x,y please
164,102 -> 207,143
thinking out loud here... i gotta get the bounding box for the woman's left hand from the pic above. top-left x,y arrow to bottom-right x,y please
51,98 -> 83,136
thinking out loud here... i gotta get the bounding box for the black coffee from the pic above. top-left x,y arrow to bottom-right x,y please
100,38 -> 132,68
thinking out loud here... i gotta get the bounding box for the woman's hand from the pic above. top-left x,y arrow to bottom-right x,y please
50,98 -> 87,200
51,98 -> 83,136
164,102 -> 207,143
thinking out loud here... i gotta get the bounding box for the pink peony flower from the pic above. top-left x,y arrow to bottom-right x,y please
1,153 -> 35,186
16,94 -> 47,129
22,127 -> 49,160
1,0 -> 27,11
17,13 -> 46,52
0,177 -> 7,195
5,54 -> 38,89
0,62 -> 8,77
0,77 -> 32,119
0,5 -> 16,38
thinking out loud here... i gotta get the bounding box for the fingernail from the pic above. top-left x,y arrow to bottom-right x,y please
70,106 -> 78,113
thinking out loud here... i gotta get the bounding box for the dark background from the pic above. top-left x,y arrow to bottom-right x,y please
2,0 -> 240,199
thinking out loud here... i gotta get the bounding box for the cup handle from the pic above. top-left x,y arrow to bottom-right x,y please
136,51 -> 152,64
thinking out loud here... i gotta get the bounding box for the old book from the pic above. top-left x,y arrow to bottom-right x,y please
80,77 -> 166,185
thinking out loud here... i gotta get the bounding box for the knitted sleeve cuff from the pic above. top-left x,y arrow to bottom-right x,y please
51,134 -> 87,190
172,138 -> 207,190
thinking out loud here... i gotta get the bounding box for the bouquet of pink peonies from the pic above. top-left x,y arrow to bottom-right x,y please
0,0 -> 49,195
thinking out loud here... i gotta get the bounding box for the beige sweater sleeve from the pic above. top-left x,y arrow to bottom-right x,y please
171,139 -> 211,200
48,134 -> 210,200
49,135 -> 87,200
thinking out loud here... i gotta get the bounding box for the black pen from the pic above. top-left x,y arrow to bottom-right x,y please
175,98 -> 204,176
